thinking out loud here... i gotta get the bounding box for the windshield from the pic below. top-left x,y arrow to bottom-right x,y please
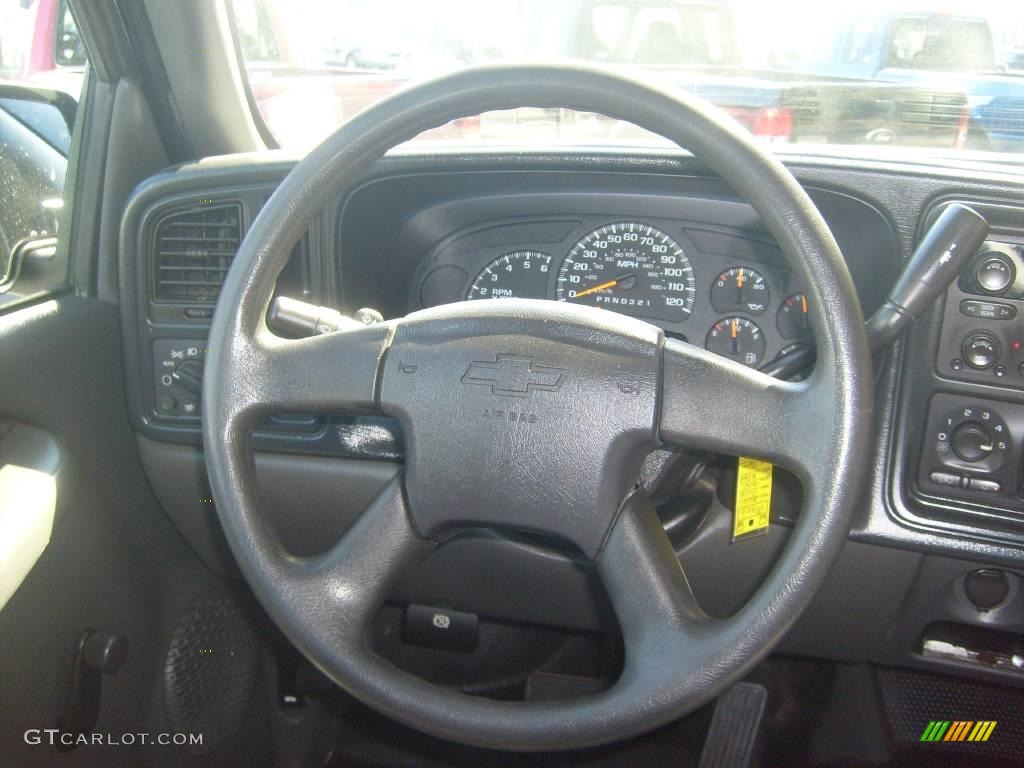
232,0 -> 1024,158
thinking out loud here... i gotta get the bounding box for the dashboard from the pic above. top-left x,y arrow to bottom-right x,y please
116,158 -> 905,493
120,158 -> 906,454
117,149 -> 1024,690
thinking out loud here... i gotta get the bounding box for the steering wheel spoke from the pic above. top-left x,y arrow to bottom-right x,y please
278,476 -> 433,642
225,322 -> 394,425
658,337 -> 828,479
599,491 -> 713,649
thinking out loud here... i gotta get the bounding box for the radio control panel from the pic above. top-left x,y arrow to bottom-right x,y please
936,240 -> 1024,386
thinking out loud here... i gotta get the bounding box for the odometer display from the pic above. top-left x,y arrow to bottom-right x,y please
556,223 -> 695,323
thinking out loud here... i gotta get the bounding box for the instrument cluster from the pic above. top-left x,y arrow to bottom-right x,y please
416,217 -> 813,368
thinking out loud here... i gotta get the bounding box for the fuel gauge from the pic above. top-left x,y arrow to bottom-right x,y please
777,292 -> 812,340
710,267 -> 769,315
706,317 -> 766,367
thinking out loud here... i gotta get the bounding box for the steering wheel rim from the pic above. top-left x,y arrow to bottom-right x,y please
202,64 -> 873,751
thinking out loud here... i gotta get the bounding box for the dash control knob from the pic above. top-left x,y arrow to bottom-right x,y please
951,422 -> 995,463
170,359 -> 204,400
974,253 -> 1015,294
153,340 -> 206,418
933,403 -> 1009,473
962,332 -> 1000,370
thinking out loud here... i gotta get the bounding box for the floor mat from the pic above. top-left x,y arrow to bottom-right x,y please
324,694 -> 713,768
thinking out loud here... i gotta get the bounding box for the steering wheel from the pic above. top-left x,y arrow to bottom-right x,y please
203,65 -> 872,751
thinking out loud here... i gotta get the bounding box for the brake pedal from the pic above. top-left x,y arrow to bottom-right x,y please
698,682 -> 768,768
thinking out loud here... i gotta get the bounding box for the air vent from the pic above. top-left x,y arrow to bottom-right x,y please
154,202 -> 242,303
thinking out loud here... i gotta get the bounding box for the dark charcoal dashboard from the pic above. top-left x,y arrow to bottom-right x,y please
120,149 -> 1024,688
122,163 -> 900,456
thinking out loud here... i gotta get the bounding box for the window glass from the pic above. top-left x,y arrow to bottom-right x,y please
55,2 -> 86,68
231,0 -> 1023,159
0,0 -> 86,307
233,0 -> 281,63
887,16 -> 995,72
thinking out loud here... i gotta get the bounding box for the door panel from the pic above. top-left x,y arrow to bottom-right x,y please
0,298 -> 225,766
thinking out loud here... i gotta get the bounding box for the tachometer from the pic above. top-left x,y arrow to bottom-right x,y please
556,223 -> 695,323
466,250 -> 551,300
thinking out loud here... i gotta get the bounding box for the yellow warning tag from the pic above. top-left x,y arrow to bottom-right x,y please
733,457 -> 773,541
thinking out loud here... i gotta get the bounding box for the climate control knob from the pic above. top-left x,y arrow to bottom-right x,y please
170,359 -> 204,401
950,422 -> 995,463
962,332 -> 1000,370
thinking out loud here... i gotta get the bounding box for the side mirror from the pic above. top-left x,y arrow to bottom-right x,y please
0,237 -> 58,295
0,83 -> 77,156
0,84 -> 75,293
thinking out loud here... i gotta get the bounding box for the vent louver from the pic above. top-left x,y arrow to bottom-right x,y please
154,202 -> 242,303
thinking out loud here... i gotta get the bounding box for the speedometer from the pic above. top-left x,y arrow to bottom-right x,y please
556,223 -> 695,323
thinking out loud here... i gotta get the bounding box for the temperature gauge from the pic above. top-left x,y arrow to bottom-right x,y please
777,292 -> 812,340
710,267 -> 769,315
706,317 -> 766,367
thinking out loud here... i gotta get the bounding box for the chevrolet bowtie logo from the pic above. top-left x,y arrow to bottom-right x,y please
461,354 -> 566,397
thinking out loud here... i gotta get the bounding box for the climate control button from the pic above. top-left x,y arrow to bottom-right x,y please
929,471 -> 965,488
968,478 -> 1002,494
